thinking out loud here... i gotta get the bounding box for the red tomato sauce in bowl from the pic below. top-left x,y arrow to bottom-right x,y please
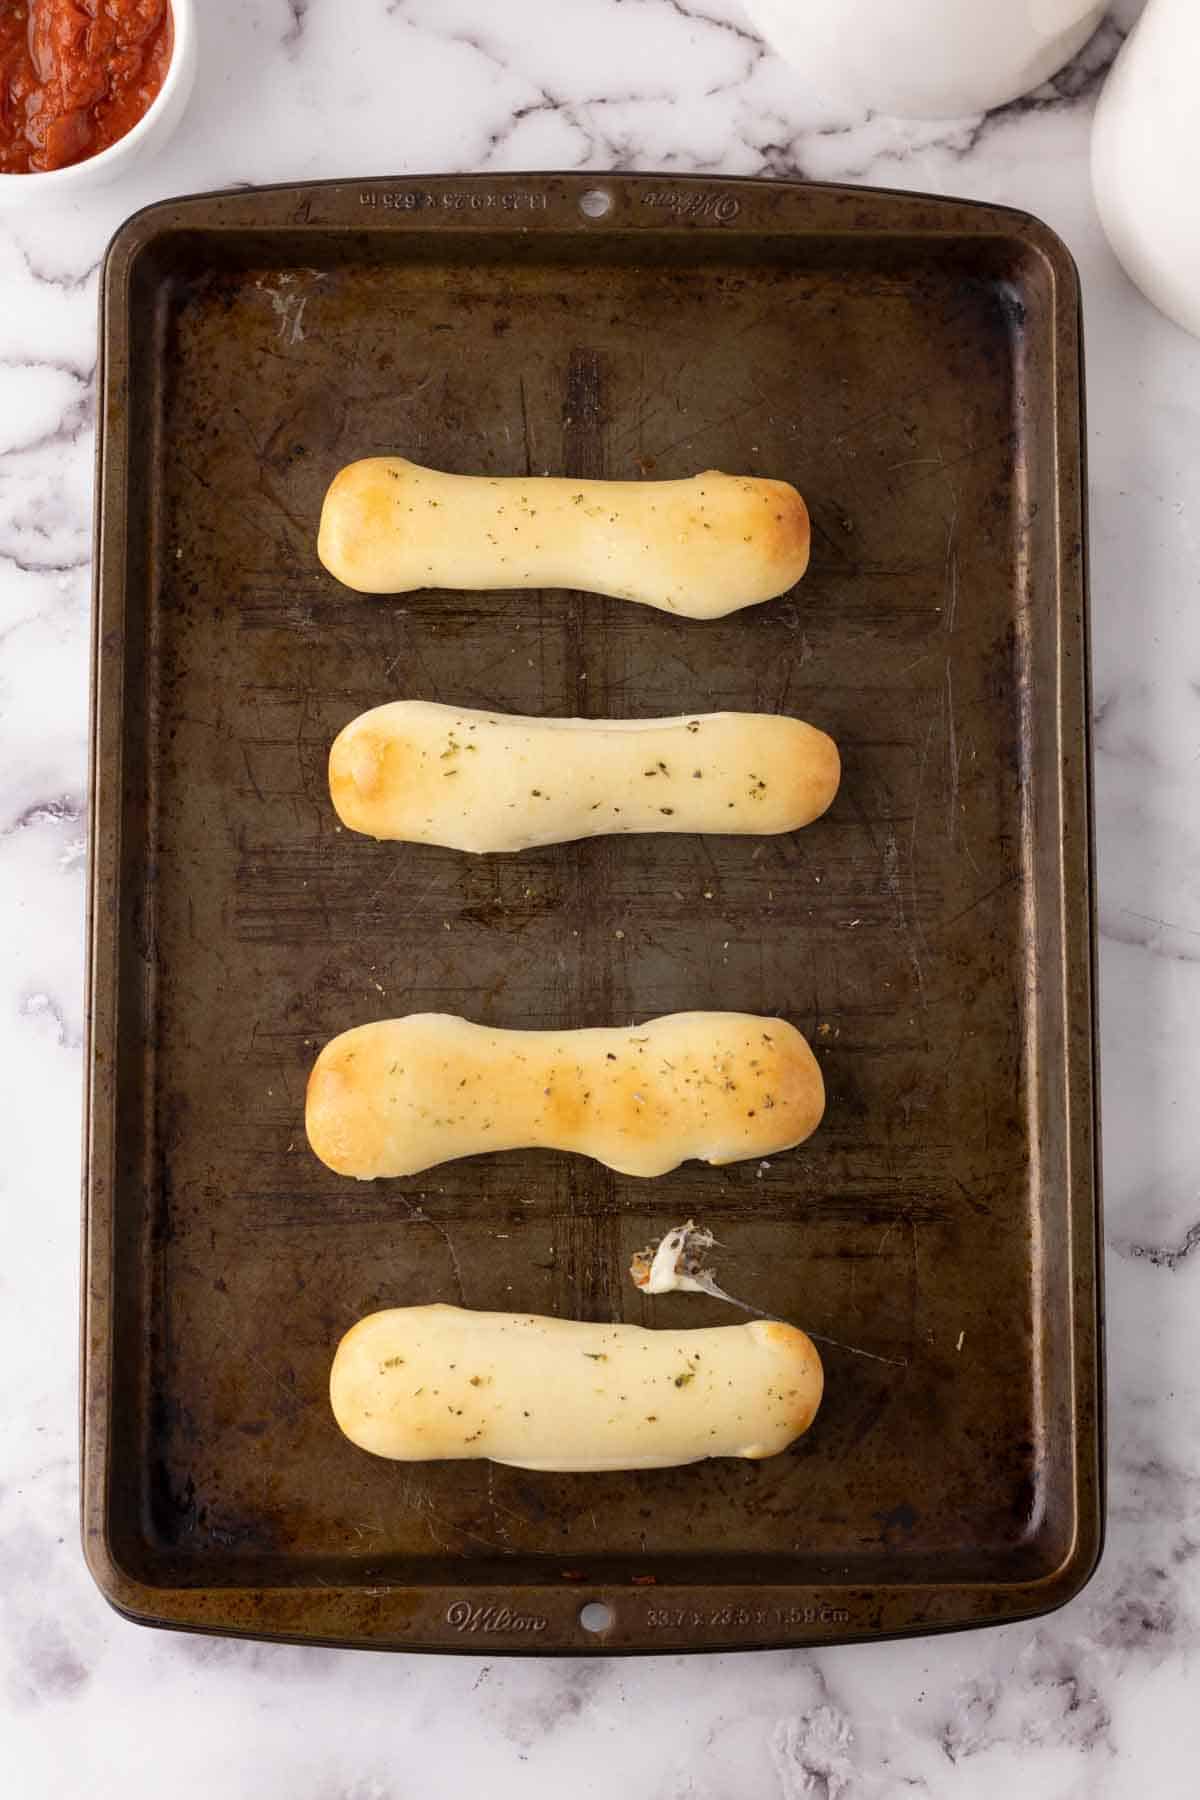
0,1 -> 173,174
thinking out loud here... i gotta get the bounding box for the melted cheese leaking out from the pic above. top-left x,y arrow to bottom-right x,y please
631,1221 -> 717,1294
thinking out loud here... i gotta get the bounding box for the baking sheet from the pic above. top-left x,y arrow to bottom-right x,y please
82,173 -> 1101,1652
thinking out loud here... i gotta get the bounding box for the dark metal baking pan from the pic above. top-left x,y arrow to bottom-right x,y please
83,172 -> 1100,1653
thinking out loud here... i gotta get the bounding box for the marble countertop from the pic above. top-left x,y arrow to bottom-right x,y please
4,1 -> 1199,1794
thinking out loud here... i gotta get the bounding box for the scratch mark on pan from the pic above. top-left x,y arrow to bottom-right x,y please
519,375 -> 533,476
231,405 -> 267,463
294,681 -> 313,750
945,662 -> 958,844
451,636 -> 557,698
256,469 -> 309,538
635,927 -> 711,986
928,872 -> 1020,936
807,510 -> 857,569
695,835 -> 724,899
883,823 -> 925,1006
404,633 -> 442,706
904,716 -> 937,1001
651,393 -> 767,463
483,1469 -> 531,1533
269,1049 -> 294,1110
953,1176 -> 991,1218
892,433 -> 1001,491
945,660 -> 978,876
837,777 -> 881,860
876,1219 -> 900,1258
897,652 -> 932,677
909,714 -> 937,864
414,1490 -> 504,1555
213,1321 -> 311,1414
942,506 -> 959,634
908,1219 -> 920,1357
357,855 -> 408,919
361,854 -> 454,925
832,380 -> 938,451
397,1196 -> 467,1304
484,1464 -> 511,1544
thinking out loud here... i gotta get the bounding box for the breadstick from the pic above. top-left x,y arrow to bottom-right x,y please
329,701 -> 840,851
317,457 -> 809,617
330,1305 -> 823,1470
306,1011 -> 825,1180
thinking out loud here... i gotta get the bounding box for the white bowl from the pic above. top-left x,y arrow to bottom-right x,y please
741,0 -> 1106,121
0,0 -> 195,208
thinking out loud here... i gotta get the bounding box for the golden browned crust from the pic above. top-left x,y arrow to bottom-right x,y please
327,720 -> 393,837
316,459 -> 399,585
698,470 -> 810,586
305,1012 -> 826,1181
771,482 -> 811,583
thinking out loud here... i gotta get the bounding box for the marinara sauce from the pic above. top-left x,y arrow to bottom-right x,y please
0,1 -> 172,174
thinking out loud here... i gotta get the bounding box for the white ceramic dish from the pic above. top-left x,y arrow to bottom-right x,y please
0,0 -> 195,209
1092,0 -> 1200,342
742,0 -> 1106,120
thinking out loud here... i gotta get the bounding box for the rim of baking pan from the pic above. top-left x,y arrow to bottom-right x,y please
80,171 -> 1102,1654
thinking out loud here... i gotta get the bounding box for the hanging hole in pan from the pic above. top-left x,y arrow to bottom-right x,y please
579,188 -> 613,220
579,1600 -> 615,1633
